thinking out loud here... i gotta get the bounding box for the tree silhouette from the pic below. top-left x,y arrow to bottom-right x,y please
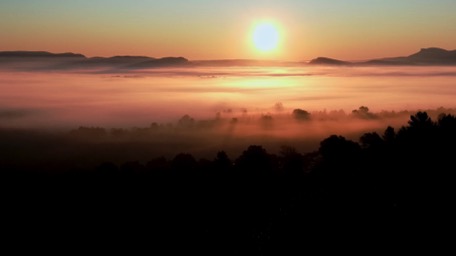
319,135 -> 361,163
398,111 -> 437,147
360,132 -> 384,149
352,106 -> 376,119
317,135 -> 362,192
437,113 -> 456,138
235,145 -> 274,177
213,151 -> 232,173
408,111 -> 433,129
279,146 -> 305,178
171,153 -> 197,174
292,109 -> 310,121
383,126 -> 396,143
178,114 -> 195,127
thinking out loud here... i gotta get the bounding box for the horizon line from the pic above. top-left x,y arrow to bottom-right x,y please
1,46 -> 455,63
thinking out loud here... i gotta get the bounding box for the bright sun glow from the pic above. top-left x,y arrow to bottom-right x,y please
252,22 -> 280,52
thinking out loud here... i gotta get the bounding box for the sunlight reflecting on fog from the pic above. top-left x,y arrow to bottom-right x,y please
1,66 -> 456,129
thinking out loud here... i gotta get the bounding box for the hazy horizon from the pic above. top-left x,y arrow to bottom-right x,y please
2,47 -> 455,62
2,1 -> 456,155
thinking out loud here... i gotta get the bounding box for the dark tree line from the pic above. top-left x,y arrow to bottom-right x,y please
3,111 -> 455,254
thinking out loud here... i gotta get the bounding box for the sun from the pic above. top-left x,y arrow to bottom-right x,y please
252,22 -> 280,52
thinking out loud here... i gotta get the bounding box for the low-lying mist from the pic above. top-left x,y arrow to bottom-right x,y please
64,106 -> 456,155
1,66 -> 456,129
2,65 -> 456,170
1,107 -> 455,173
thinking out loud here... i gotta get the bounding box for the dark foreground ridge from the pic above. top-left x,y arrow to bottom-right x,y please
2,111 -> 455,253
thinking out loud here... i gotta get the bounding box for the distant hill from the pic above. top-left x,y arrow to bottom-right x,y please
308,57 -> 351,65
86,56 -> 155,65
127,57 -> 189,69
304,48 -> 456,66
1,48 -> 456,70
71,56 -> 189,69
0,51 -> 189,70
53,56 -> 157,69
363,48 -> 456,66
0,51 -> 85,58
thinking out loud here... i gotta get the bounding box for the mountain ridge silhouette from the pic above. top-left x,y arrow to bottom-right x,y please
1,47 -> 456,69
309,47 -> 456,66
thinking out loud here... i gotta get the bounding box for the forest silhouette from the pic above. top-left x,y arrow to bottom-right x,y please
2,111 -> 455,254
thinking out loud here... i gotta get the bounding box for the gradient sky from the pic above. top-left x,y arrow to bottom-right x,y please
1,0 -> 456,60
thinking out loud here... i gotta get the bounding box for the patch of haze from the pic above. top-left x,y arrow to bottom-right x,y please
1,65 -> 456,131
54,107 -> 456,160
3,64 -> 456,170
126,65 -> 456,77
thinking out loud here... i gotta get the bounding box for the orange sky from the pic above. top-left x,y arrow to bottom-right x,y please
1,1 -> 456,61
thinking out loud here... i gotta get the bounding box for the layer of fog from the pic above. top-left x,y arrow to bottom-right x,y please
64,106 -> 456,156
2,66 -> 456,128
1,66 -> 456,159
